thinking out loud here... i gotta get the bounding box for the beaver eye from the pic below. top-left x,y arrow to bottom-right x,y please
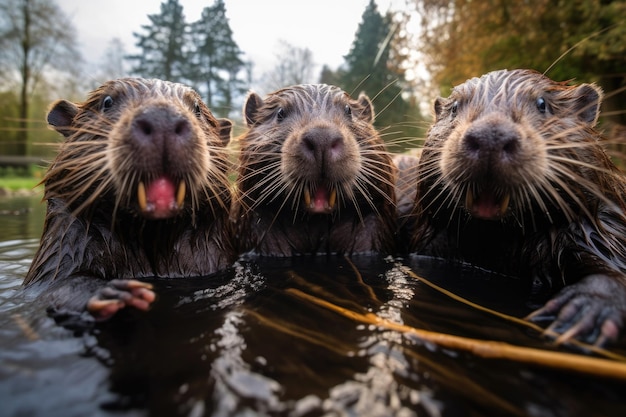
344,104 -> 352,117
536,97 -> 547,114
102,96 -> 114,111
193,101 -> 202,117
450,100 -> 458,117
276,107 -> 286,122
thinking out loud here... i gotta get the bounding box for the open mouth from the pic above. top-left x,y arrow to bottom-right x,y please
303,184 -> 337,214
464,188 -> 510,220
137,176 -> 186,219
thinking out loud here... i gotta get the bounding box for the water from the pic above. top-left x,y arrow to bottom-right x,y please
1,195 -> 625,417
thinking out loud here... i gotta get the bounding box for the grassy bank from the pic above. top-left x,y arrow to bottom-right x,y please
0,177 -> 43,193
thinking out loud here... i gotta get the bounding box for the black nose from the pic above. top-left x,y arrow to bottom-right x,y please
131,106 -> 192,150
299,126 -> 345,165
462,117 -> 520,161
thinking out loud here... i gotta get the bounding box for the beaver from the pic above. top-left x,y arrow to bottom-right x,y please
405,69 -> 626,345
232,84 -> 396,256
23,78 -> 235,321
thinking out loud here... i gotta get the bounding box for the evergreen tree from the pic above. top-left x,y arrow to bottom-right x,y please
126,0 -> 187,82
341,0 -> 423,150
188,0 -> 245,116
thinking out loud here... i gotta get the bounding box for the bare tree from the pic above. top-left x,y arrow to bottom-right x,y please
261,40 -> 316,93
0,0 -> 81,156
98,37 -> 128,82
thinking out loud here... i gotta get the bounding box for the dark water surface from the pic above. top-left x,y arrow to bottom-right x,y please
1,195 -> 625,417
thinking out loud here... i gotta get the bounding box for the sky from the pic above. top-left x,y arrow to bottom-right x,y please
55,0 -> 397,92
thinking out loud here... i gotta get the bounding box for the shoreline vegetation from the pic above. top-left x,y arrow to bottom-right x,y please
0,177 -> 43,198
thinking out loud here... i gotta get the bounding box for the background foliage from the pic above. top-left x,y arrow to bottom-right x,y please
0,0 -> 625,166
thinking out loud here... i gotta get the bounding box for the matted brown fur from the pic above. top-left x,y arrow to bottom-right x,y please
233,84 -> 396,256
24,78 -> 235,316
405,69 -> 626,344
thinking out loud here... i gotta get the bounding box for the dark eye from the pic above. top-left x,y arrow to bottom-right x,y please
193,101 -> 202,117
536,97 -> 547,114
276,107 -> 286,122
451,100 -> 458,117
344,104 -> 352,117
102,96 -> 114,111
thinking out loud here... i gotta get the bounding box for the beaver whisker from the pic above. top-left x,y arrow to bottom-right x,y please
547,154 -> 619,178
356,166 -> 395,207
243,172 -> 287,212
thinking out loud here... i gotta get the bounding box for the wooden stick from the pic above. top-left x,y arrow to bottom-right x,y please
286,288 -> 626,380
402,268 -> 626,362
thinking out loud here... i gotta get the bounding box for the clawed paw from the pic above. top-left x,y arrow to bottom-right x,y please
87,279 -> 156,321
526,276 -> 625,347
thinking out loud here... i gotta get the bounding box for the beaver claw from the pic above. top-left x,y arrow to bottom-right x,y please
87,279 -> 156,321
526,274 -> 626,346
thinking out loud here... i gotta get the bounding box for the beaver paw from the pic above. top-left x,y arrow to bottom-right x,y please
526,274 -> 626,346
87,279 -> 156,321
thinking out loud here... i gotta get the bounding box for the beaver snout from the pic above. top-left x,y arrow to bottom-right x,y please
119,104 -> 203,219
131,106 -> 193,157
299,125 -> 346,169
462,116 -> 521,167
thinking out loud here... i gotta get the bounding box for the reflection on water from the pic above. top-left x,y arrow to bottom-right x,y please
1,196 -> 626,416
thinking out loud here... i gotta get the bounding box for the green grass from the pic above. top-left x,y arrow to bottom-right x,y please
0,176 -> 43,192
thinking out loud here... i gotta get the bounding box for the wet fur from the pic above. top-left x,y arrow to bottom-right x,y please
406,69 -> 626,344
233,84 -> 396,256
24,78 -> 235,314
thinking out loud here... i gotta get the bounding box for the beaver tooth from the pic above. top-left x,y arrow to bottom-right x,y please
328,188 -> 337,209
138,181 -> 147,212
500,193 -> 510,215
465,189 -> 474,209
176,181 -> 186,208
304,188 -> 312,208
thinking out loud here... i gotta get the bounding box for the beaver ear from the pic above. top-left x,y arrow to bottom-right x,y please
47,99 -> 79,137
572,84 -> 603,126
216,118 -> 232,146
433,98 -> 445,120
243,92 -> 264,126
357,92 -> 375,123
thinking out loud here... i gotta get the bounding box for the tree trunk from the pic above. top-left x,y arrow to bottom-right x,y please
17,0 -> 31,157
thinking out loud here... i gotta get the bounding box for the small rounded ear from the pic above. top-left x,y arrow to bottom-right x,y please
47,99 -> 79,137
433,97 -> 445,121
216,118 -> 232,146
572,83 -> 603,126
357,92 -> 375,123
243,92 -> 264,126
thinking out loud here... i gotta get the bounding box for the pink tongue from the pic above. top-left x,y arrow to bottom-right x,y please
471,192 -> 501,219
312,185 -> 330,213
145,176 -> 177,218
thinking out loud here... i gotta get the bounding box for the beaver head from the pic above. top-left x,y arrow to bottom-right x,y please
234,83 -> 396,255
44,78 -> 232,223
238,83 -> 392,218
418,69 -> 611,227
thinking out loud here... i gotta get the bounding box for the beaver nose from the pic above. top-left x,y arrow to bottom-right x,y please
462,118 -> 520,160
300,126 -> 345,164
131,106 -> 192,149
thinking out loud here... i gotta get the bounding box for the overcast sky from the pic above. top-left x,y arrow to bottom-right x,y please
56,0 -> 397,91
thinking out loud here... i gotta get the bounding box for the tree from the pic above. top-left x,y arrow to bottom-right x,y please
188,0 -> 246,116
340,0 -> 424,151
261,40 -> 316,92
126,0 -> 187,82
415,0 -> 626,124
98,38 -> 127,82
0,0 -> 81,156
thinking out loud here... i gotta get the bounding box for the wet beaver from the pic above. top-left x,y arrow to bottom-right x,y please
405,69 -> 626,345
232,84 -> 396,256
23,78 -> 235,320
